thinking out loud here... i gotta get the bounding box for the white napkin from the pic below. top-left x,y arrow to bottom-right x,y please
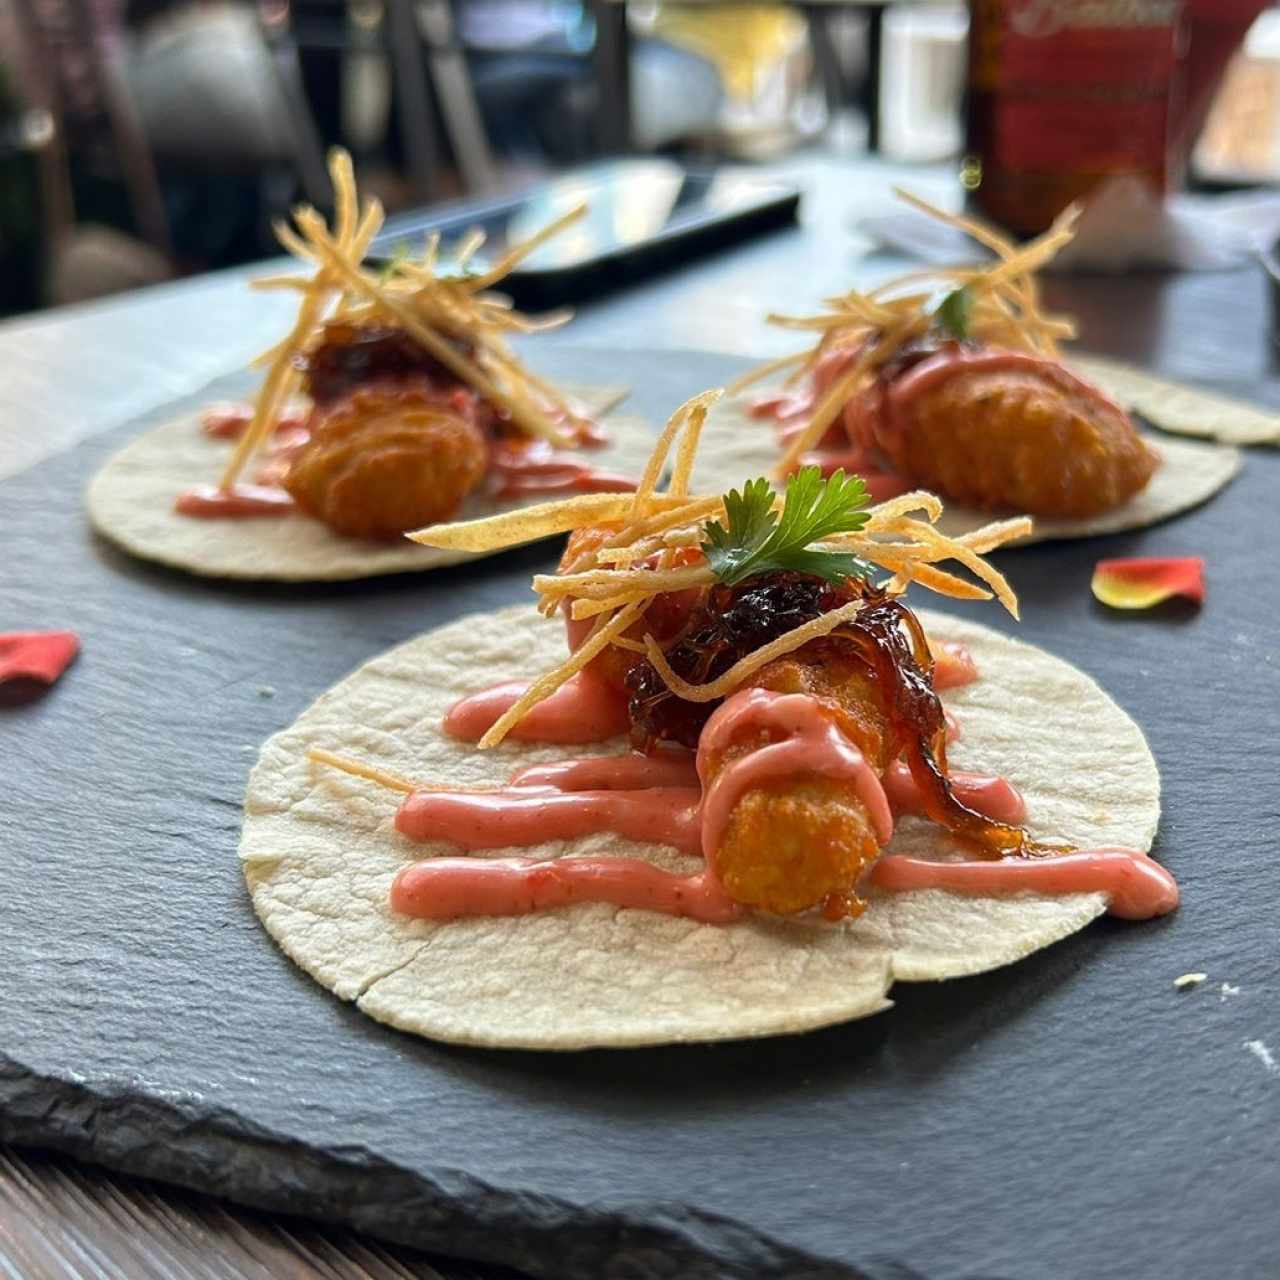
856,175 -> 1280,271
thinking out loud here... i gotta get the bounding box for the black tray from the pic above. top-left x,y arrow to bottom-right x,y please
3,347 -> 1277,1280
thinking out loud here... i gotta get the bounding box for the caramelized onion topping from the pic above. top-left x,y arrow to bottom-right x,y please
627,569 -> 1036,859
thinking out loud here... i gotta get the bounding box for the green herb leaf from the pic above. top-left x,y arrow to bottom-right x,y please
702,466 -> 874,587
935,284 -> 973,340
378,240 -> 411,282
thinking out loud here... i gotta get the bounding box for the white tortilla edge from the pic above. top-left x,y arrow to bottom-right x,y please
1073,354 -> 1280,447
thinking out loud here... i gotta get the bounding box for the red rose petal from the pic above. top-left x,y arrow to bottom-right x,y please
0,631 -> 80,684
1092,557 -> 1205,610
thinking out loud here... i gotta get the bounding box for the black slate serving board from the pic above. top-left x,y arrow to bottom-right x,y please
3,348 -> 1278,1280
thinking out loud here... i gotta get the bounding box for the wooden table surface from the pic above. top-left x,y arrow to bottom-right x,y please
3,153 -> 1277,1277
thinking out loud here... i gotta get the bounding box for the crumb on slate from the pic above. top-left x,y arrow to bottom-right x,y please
1244,1040 -> 1278,1076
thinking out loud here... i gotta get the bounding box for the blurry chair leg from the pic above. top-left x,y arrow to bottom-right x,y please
78,6 -> 172,254
259,8 -> 333,208
588,0 -> 631,153
386,0 -> 440,199
805,6 -> 847,127
415,0 -> 496,193
7,0 -> 76,247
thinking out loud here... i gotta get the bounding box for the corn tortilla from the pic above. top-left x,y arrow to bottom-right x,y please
1073,355 -> 1280,447
241,603 -> 1161,1050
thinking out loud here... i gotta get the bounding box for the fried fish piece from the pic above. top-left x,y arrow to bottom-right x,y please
864,357 -> 1159,519
700,641 -> 896,920
284,386 -> 487,540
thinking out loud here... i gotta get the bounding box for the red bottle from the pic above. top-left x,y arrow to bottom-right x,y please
964,0 -> 1186,235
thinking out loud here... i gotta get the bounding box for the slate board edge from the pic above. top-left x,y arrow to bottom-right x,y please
0,1055 -> 875,1280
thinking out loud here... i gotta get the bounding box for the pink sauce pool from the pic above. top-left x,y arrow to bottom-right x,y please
173,483 -> 296,518
871,849 -> 1179,920
443,673 -> 630,744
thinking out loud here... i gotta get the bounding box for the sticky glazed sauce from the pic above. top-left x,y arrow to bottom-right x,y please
389,631 -> 1175,925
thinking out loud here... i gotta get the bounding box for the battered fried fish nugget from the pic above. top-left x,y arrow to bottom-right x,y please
866,358 -> 1158,519
285,387 -> 486,540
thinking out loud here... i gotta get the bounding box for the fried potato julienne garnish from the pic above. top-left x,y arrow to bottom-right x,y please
219,148 -> 591,496
411,388 -> 1031,748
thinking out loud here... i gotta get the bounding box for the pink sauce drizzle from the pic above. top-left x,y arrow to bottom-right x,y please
392,859 -> 742,923
443,673 -> 630,744
489,439 -> 635,499
933,641 -> 978,691
871,849 -> 1178,920
883,762 -> 1024,825
398,628 -> 1173,924
396,785 -> 702,856
754,345 -> 1130,487
186,395 -> 627,518
696,688 -> 893,859
798,448 -> 912,501
885,349 -> 1128,429
200,401 -> 308,439
181,408 -> 309,517
511,752 -> 699,791
173,483 -> 296,517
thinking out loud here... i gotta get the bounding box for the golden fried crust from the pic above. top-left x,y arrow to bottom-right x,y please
703,641 -> 893,920
885,370 -> 1158,518
285,388 -> 486,540
715,775 -> 880,919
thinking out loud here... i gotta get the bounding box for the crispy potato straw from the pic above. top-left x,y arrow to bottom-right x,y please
412,391 -> 1033,745
220,147 -> 593,489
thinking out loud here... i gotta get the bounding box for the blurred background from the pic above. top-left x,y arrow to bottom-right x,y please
1,0 -> 1277,317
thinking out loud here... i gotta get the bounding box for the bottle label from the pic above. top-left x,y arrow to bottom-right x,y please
979,0 -> 1181,176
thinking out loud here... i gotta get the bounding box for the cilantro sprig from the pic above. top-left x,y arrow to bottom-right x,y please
934,284 -> 973,340
377,240 -> 411,282
702,467 -> 874,587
